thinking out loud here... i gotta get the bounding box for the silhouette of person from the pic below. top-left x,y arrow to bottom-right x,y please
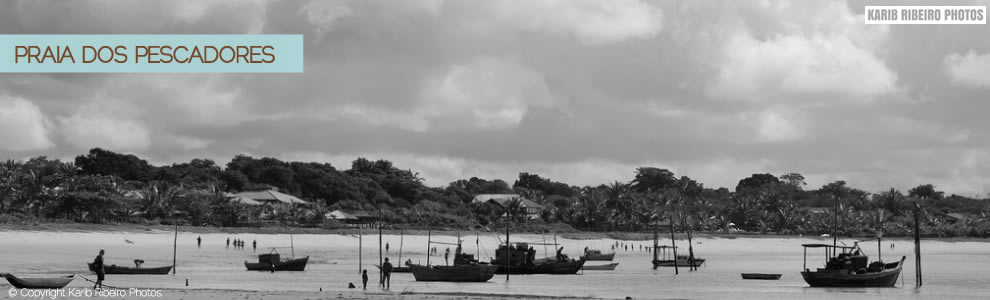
361,269 -> 368,290
381,258 -> 393,289
197,236 -> 201,248
226,237 -> 230,249
444,248 -> 450,265
253,240 -> 257,252
386,242 -> 390,254
93,249 -> 105,289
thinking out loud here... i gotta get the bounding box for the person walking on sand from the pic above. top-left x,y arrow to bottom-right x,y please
381,258 -> 393,289
197,236 -> 202,248
92,249 -> 105,289
253,240 -> 257,252
362,269 -> 368,290
226,237 -> 230,249
386,242 -> 390,254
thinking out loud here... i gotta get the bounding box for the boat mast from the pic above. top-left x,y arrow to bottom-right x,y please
505,208 -> 510,281
172,222 -> 178,275
669,215 -> 679,275
833,192 -> 839,258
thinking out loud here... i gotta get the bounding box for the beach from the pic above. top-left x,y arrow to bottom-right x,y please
2,225 -> 989,299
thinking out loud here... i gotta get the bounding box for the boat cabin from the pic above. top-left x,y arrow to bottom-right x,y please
801,243 -> 888,274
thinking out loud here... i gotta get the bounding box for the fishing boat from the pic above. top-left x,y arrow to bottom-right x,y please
741,273 -> 782,280
800,242 -> 905,287
88,260 -> 173,275
245,249 -> 309,271
652,255 -> 706,268
582,263 -> 619,271
492,242 -> 586,274
582,249 -> 615,261
408,231 -> 497,282
1,273 -> 74,289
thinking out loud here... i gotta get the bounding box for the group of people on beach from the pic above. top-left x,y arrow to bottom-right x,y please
222,237 -> 256,251
357,257 -> 394,291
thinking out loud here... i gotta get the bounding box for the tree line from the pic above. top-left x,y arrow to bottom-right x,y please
1,148 -> 989,238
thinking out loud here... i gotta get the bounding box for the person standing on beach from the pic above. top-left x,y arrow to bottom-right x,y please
253,240 -> 257,252
197,236 -> 202,248
381,258 -> 393,290
92,249 -> 105,289
444,248 -> 450,265
226,237 -> 230,249
361,269 -> 368,290
386,242 -> 390,254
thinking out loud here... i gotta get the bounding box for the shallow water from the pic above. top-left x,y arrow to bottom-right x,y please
1,230 -> 988,299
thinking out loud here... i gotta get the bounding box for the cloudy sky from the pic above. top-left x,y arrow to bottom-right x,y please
2,0 -> 990,196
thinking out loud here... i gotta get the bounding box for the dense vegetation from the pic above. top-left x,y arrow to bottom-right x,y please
2,148 -> 989,238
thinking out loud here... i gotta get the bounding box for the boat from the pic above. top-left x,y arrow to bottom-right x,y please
245,249 -> 309,271
88,260 -> 173,275
741,273 -> 782,280
582,263 -> 619,271
800,243 -> 905,287
652,255 -> 706,268
407,231 -> 497,282
1,273 -> 74,289
582,249 -> 615,261
492,242 -> 586,274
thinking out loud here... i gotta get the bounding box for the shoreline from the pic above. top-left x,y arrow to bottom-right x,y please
1,222 -> 987,243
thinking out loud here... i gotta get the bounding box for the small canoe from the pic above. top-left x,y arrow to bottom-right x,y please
1,273 -> 74,289
582,263 -> 619,271
89,262 -> 173,275
741,273 -> 782,280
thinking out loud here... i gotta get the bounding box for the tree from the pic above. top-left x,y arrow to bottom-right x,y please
631,167 -> 677,193
735,173 -> 781,192
908,184 -> 944,200
75,148 -> 153,182
780,173 -> 806,190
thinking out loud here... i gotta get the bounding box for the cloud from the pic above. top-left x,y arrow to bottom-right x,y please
474,0 -> 664,45
58,100 -> 150,151
944,50 -> 990,88
0,96 -> 52,152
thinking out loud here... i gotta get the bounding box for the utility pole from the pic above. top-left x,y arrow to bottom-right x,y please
914,198 -> 923,287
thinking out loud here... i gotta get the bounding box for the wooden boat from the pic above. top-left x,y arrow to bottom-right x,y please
582,263 -> 619,271
408,231 -> 497,282
741,273 -> 782,280
1,273 -> 73,289
492,243 -> 586,275
88,262 -> 173,275
652,255 -> 706,268
801,243 -> 905,287
245,249 -> 309,271
582,249 -> 615,261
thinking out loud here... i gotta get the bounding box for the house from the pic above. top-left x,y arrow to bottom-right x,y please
472,194 -> 544,220
325,209 -> 376,224
233,188 -> 311,206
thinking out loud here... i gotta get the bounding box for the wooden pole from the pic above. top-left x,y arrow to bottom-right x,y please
652,220 -> 659,270
290,234 -> 295,258
426,228 -> 431,266
833,194 -> 839,255
172,223 -> 178,275
505,213 -> 511,281
914,199 -> 922,287
669,217 -> 678,275
378,220 -> 383,288
358,232 -> 362,275
398,228 -> 404,266
684,212 -> 696,271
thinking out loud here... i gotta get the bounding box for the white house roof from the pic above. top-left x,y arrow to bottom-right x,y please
234,189 -> 311,205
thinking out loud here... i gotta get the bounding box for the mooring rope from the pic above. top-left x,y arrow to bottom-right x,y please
75,274 -> 129,290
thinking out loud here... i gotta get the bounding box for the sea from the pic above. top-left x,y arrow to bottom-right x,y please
1,230 -> 988,299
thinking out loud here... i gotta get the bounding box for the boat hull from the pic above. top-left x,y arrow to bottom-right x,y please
582,263 -> 619,271
245,256 -> 309,271
1,273 -> 73,289
495,259 -> 586,275
583,252 -> 615,261
741,273 -> 782,280
89,263 -> 173,275
652,258 -> 705,268
408,264 -> 497,282
801,257 -> 904,287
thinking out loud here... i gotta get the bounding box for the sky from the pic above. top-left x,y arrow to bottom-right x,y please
1,0 -> 990,196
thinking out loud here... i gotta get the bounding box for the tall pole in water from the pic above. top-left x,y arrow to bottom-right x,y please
914,198 -> 922,287
172,223 -> 178,275
398,228 -> 404,266
505,209 -> 510,281
426,228 -> 431,266
378,217 -> 383,288
669,215 -> 679,275
358,232 -> 362,275
652,218 -> 659,270
683,211 -> 696,271
833,193 -> 839,258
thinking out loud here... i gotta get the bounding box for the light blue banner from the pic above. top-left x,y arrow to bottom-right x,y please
0,35 -> 304,73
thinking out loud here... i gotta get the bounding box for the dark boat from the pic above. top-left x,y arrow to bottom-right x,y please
409,251 -> 497,282
741,273 -> 782,280
582,249 -> 615,261
245,249 -> 309,271
582,263 -> 619,271
800,243 -> 905,287
652,255 -> 706,268
492,243 -> 586,274
88,260 -> 173,275
1,273 -> 74,289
